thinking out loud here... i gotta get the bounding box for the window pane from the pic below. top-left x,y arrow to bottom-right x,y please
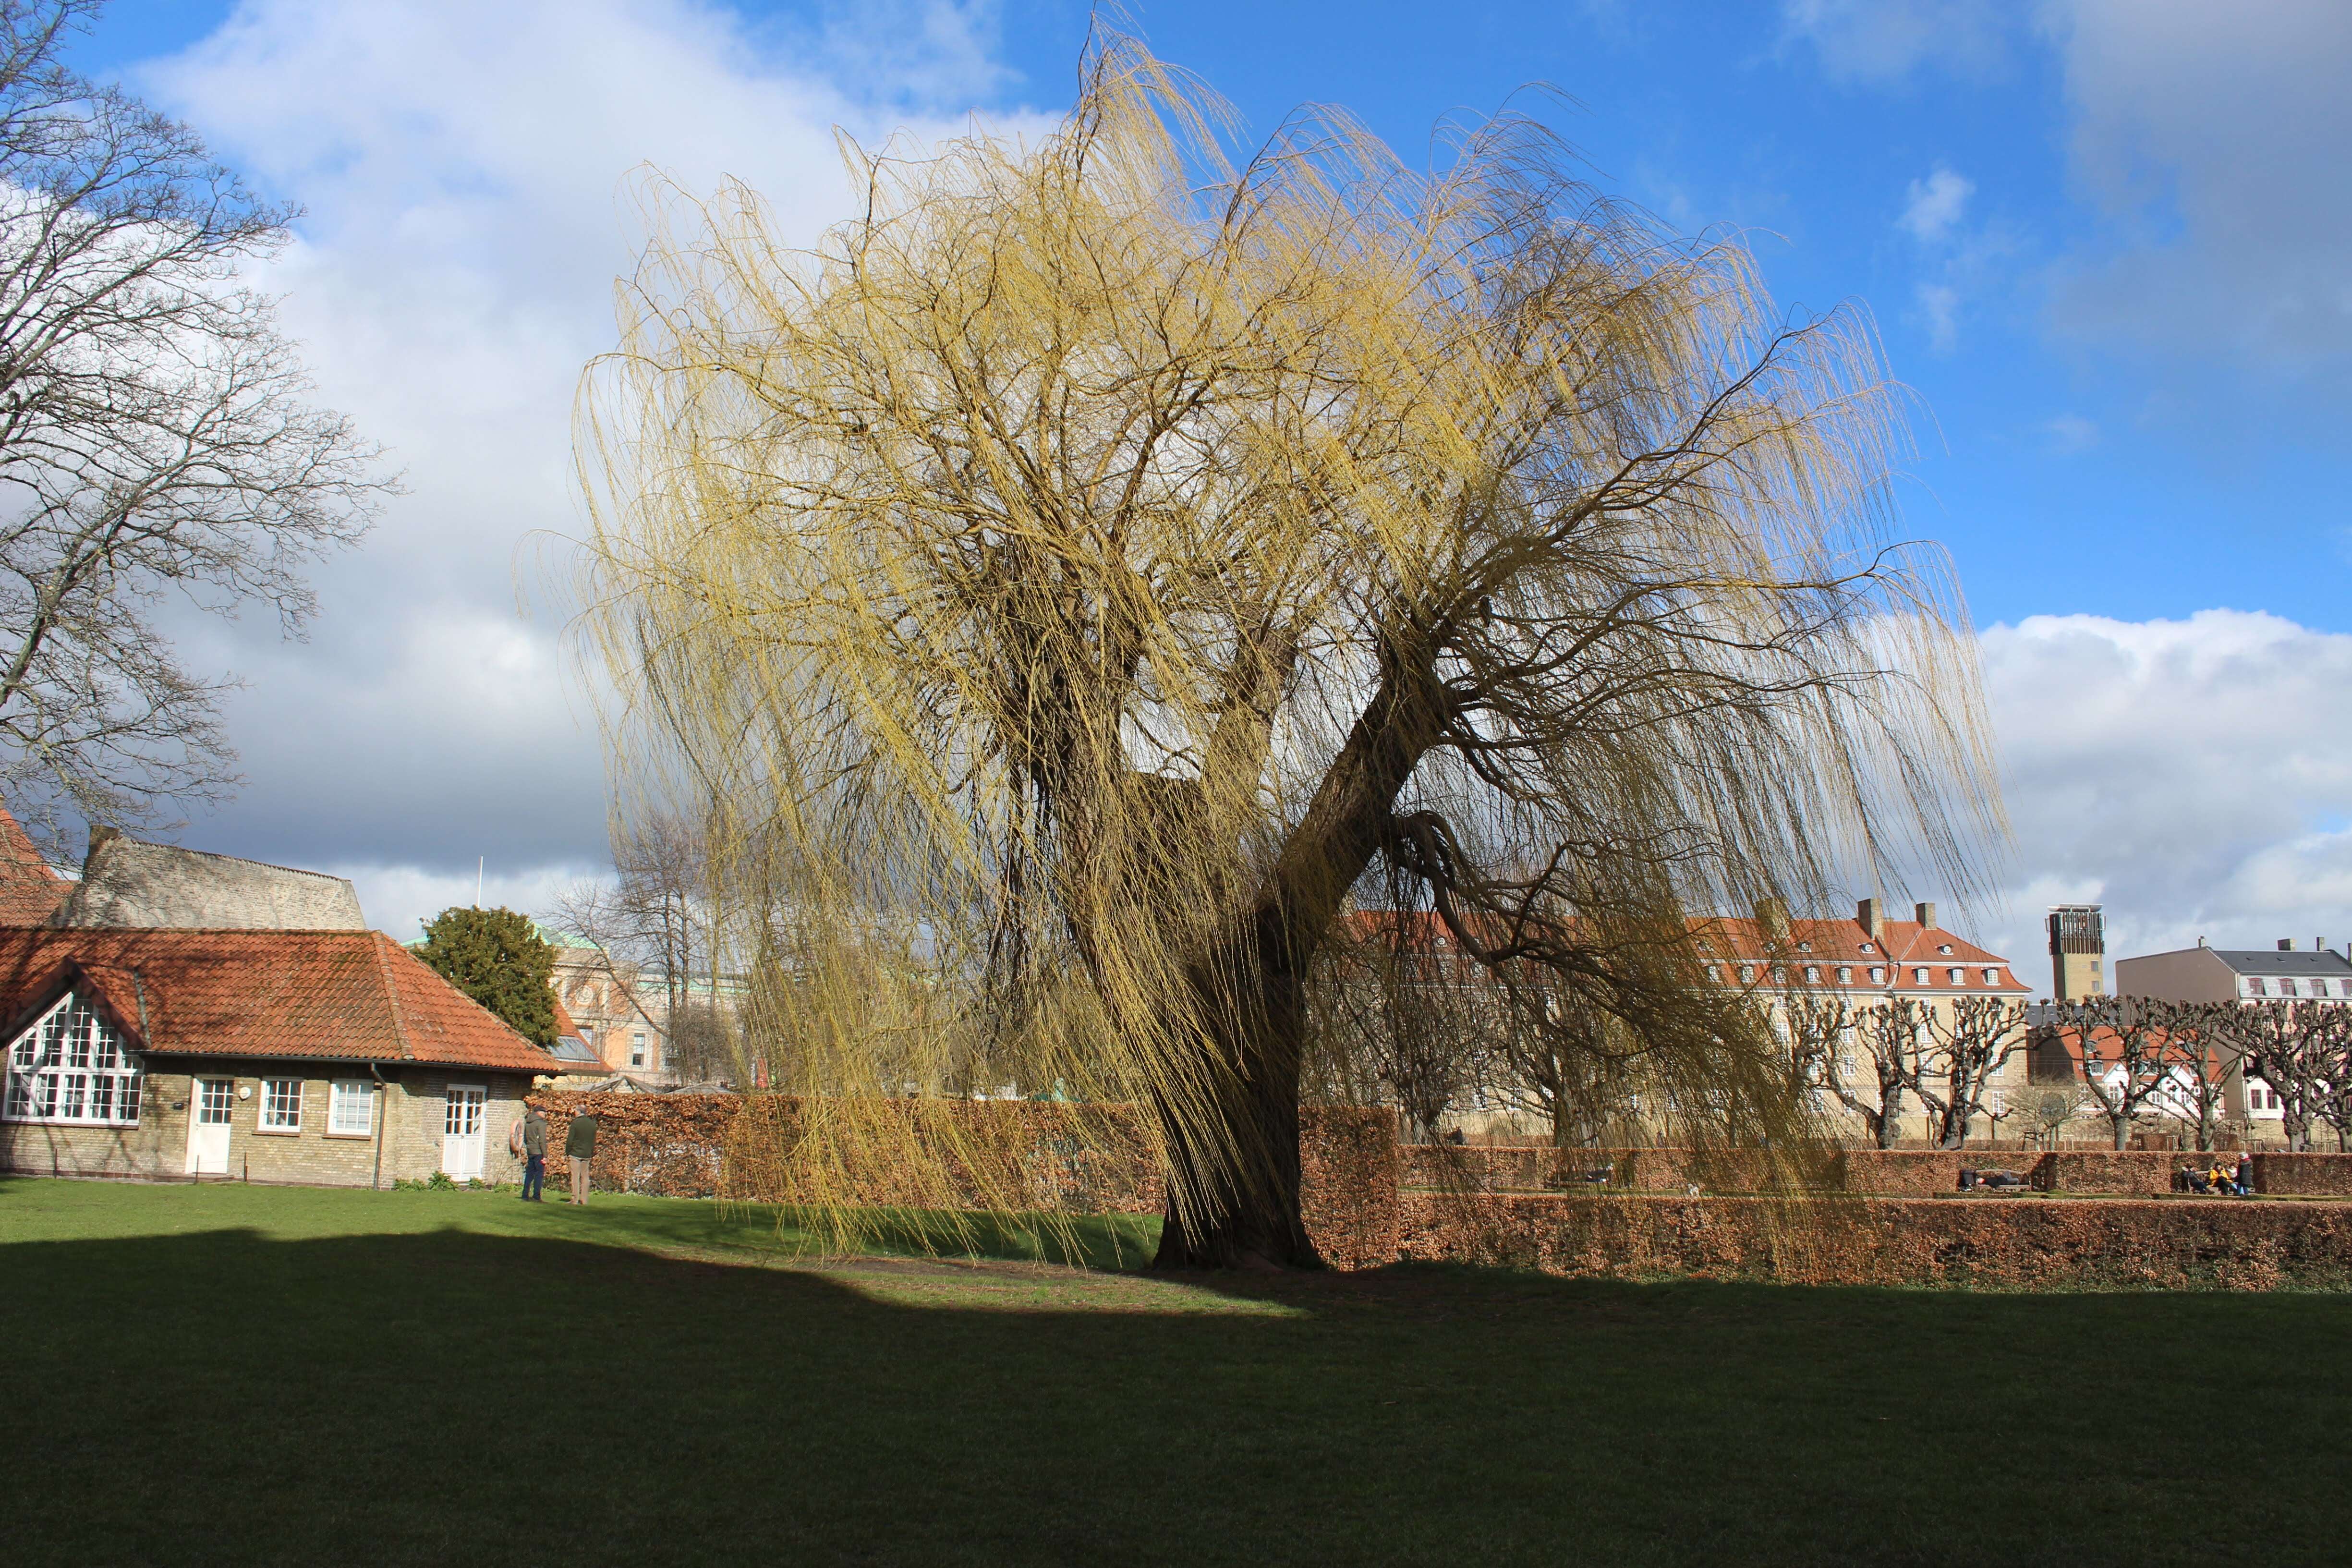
4,1072 -> 26,1118
329,1081 -> 372,1135
261,1079 -> 302,1130
62,1072 -> 86,1118
119,1073 -> 140,1123
89,1075 -> 113,1120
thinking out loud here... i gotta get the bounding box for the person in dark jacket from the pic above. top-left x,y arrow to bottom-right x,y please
520,1106 -> 548,1202
566,1112 -> 598,1205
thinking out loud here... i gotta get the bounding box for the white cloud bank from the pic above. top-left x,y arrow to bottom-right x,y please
114,0 -> 1038,918
1976,610 -> 2352,987
108,4 -> 2352,978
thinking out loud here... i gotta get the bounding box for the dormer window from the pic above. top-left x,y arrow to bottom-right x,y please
1869,967 -> 1885,983
4,992 -> 142,1126
1804,966 -> 1820,983
1859,943 -> 1875,954
1948,967 -> 1964,985
1796,942 -> 1813,953
1938,944 -> 1953,955
1983,968 -> 2001,985
1838,966 -> 1853,984
1914,968 -> 1930,985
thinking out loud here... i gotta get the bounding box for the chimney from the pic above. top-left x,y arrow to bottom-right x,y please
2279,938 -> 2294,952
82,824 -> 118,877
1914,900 -> 1937,931
1857,898 -> 1886,940
2198,935 -> 2209,948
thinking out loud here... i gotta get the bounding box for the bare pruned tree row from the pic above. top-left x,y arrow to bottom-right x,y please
0,0 -> 390,846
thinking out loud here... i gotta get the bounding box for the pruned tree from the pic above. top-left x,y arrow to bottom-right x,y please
1915,996 -> 2029,1149
1311,912 -> 1496,1143
2047,998 -> 2175,1152
571,35 -> 1999,1265
0,0 -> 389,846
2214,1001 -> 2339,1153
1807,997 -> 1926,1149
2154,1000 -> 2243,1153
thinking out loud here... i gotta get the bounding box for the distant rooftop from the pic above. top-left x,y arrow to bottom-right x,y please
2207,948 -> 2352,978
54,830 -> 366,931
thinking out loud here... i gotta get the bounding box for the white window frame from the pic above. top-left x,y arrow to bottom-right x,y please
3,991 -> 141,1127
327,1080 -> 374,1137
630,1031 -> 647,1067
258,1077 -> 304,1133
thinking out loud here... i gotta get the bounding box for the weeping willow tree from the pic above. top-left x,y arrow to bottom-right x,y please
571,35 -> 2001,1268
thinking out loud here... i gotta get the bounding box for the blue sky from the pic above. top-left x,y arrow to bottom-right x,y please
77,0 -> 2351,633
48,0 -> 2352,977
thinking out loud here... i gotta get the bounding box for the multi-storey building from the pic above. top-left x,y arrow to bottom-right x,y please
2114,935 -> 2352,1134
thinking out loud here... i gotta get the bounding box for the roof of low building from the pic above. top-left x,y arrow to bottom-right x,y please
2199,948 -> 2352,977
0,807 -> 67,925
0,927 -> 560,1074
53,833 -> 365,931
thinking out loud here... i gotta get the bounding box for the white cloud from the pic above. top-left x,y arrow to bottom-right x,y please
114,0 -> 1041,913
1898,166 -> 1974,243
1973,610 -> 2352,987
1915,281 -> 1961,352
338,861 -> 602,946
2040,0 -> 2352,382
2041,413 -> 2098,453
1779,0 -> 2008,82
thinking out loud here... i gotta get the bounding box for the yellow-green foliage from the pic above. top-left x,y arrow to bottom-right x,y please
568,33 -> 2000,1257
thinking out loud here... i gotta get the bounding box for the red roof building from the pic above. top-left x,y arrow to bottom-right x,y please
0,925 -> 560,1186
0,808 -> 67,925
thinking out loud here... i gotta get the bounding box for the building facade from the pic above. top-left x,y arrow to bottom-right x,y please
0,927 -> 560,1185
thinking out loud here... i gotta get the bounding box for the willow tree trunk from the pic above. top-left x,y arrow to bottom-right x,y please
1150,926 -> 1323,1271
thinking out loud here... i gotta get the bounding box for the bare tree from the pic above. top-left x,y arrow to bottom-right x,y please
548,802 -> 757,1082
1312,913 -> 1495,1143
2047,998 -> 2175,1152
574,35 -> 1999,1265
0,1 -> 389,843
1915,997 -> 2029,1149
1805,997 -> 1925,1149
2154,1001 -> 2243,1153
2214,1001 -> 2340,1153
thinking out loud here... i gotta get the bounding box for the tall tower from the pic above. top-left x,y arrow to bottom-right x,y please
2047,905 -> 2105,1000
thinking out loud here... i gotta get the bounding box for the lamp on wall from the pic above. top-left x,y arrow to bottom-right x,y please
237,1084 -> 251,1100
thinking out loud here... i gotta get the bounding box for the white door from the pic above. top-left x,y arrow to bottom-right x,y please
442,1085 -> 486,1180
185,1078 -> 233,1175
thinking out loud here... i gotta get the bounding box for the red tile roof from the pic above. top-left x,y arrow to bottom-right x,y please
0,927 -> 561,1074
0,807 -> 66,925
1336,907 -> 2030,996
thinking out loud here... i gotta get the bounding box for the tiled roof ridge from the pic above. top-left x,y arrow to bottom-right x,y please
380,933 -> 546,1054
94,837 -> 354,885
369,931 -> 417,1061
0,806 -> 62,880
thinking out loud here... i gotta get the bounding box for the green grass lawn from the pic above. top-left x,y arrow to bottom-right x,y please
6,1177 -> 2349,1567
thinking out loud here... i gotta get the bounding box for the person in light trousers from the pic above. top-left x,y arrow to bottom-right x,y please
566,1111 -> 598,1205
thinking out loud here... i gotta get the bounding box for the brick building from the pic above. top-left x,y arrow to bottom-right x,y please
0,927 -> 559,1186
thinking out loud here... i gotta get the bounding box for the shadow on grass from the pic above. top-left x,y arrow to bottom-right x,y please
12,1220 -> 2352,1567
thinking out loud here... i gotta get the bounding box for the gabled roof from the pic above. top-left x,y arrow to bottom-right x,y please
54,834 -> 365,930
1334,906 -> 2028,996
0,928 -> 559,1074
1693,915 -> 2030,996
0,806 -> 67,925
